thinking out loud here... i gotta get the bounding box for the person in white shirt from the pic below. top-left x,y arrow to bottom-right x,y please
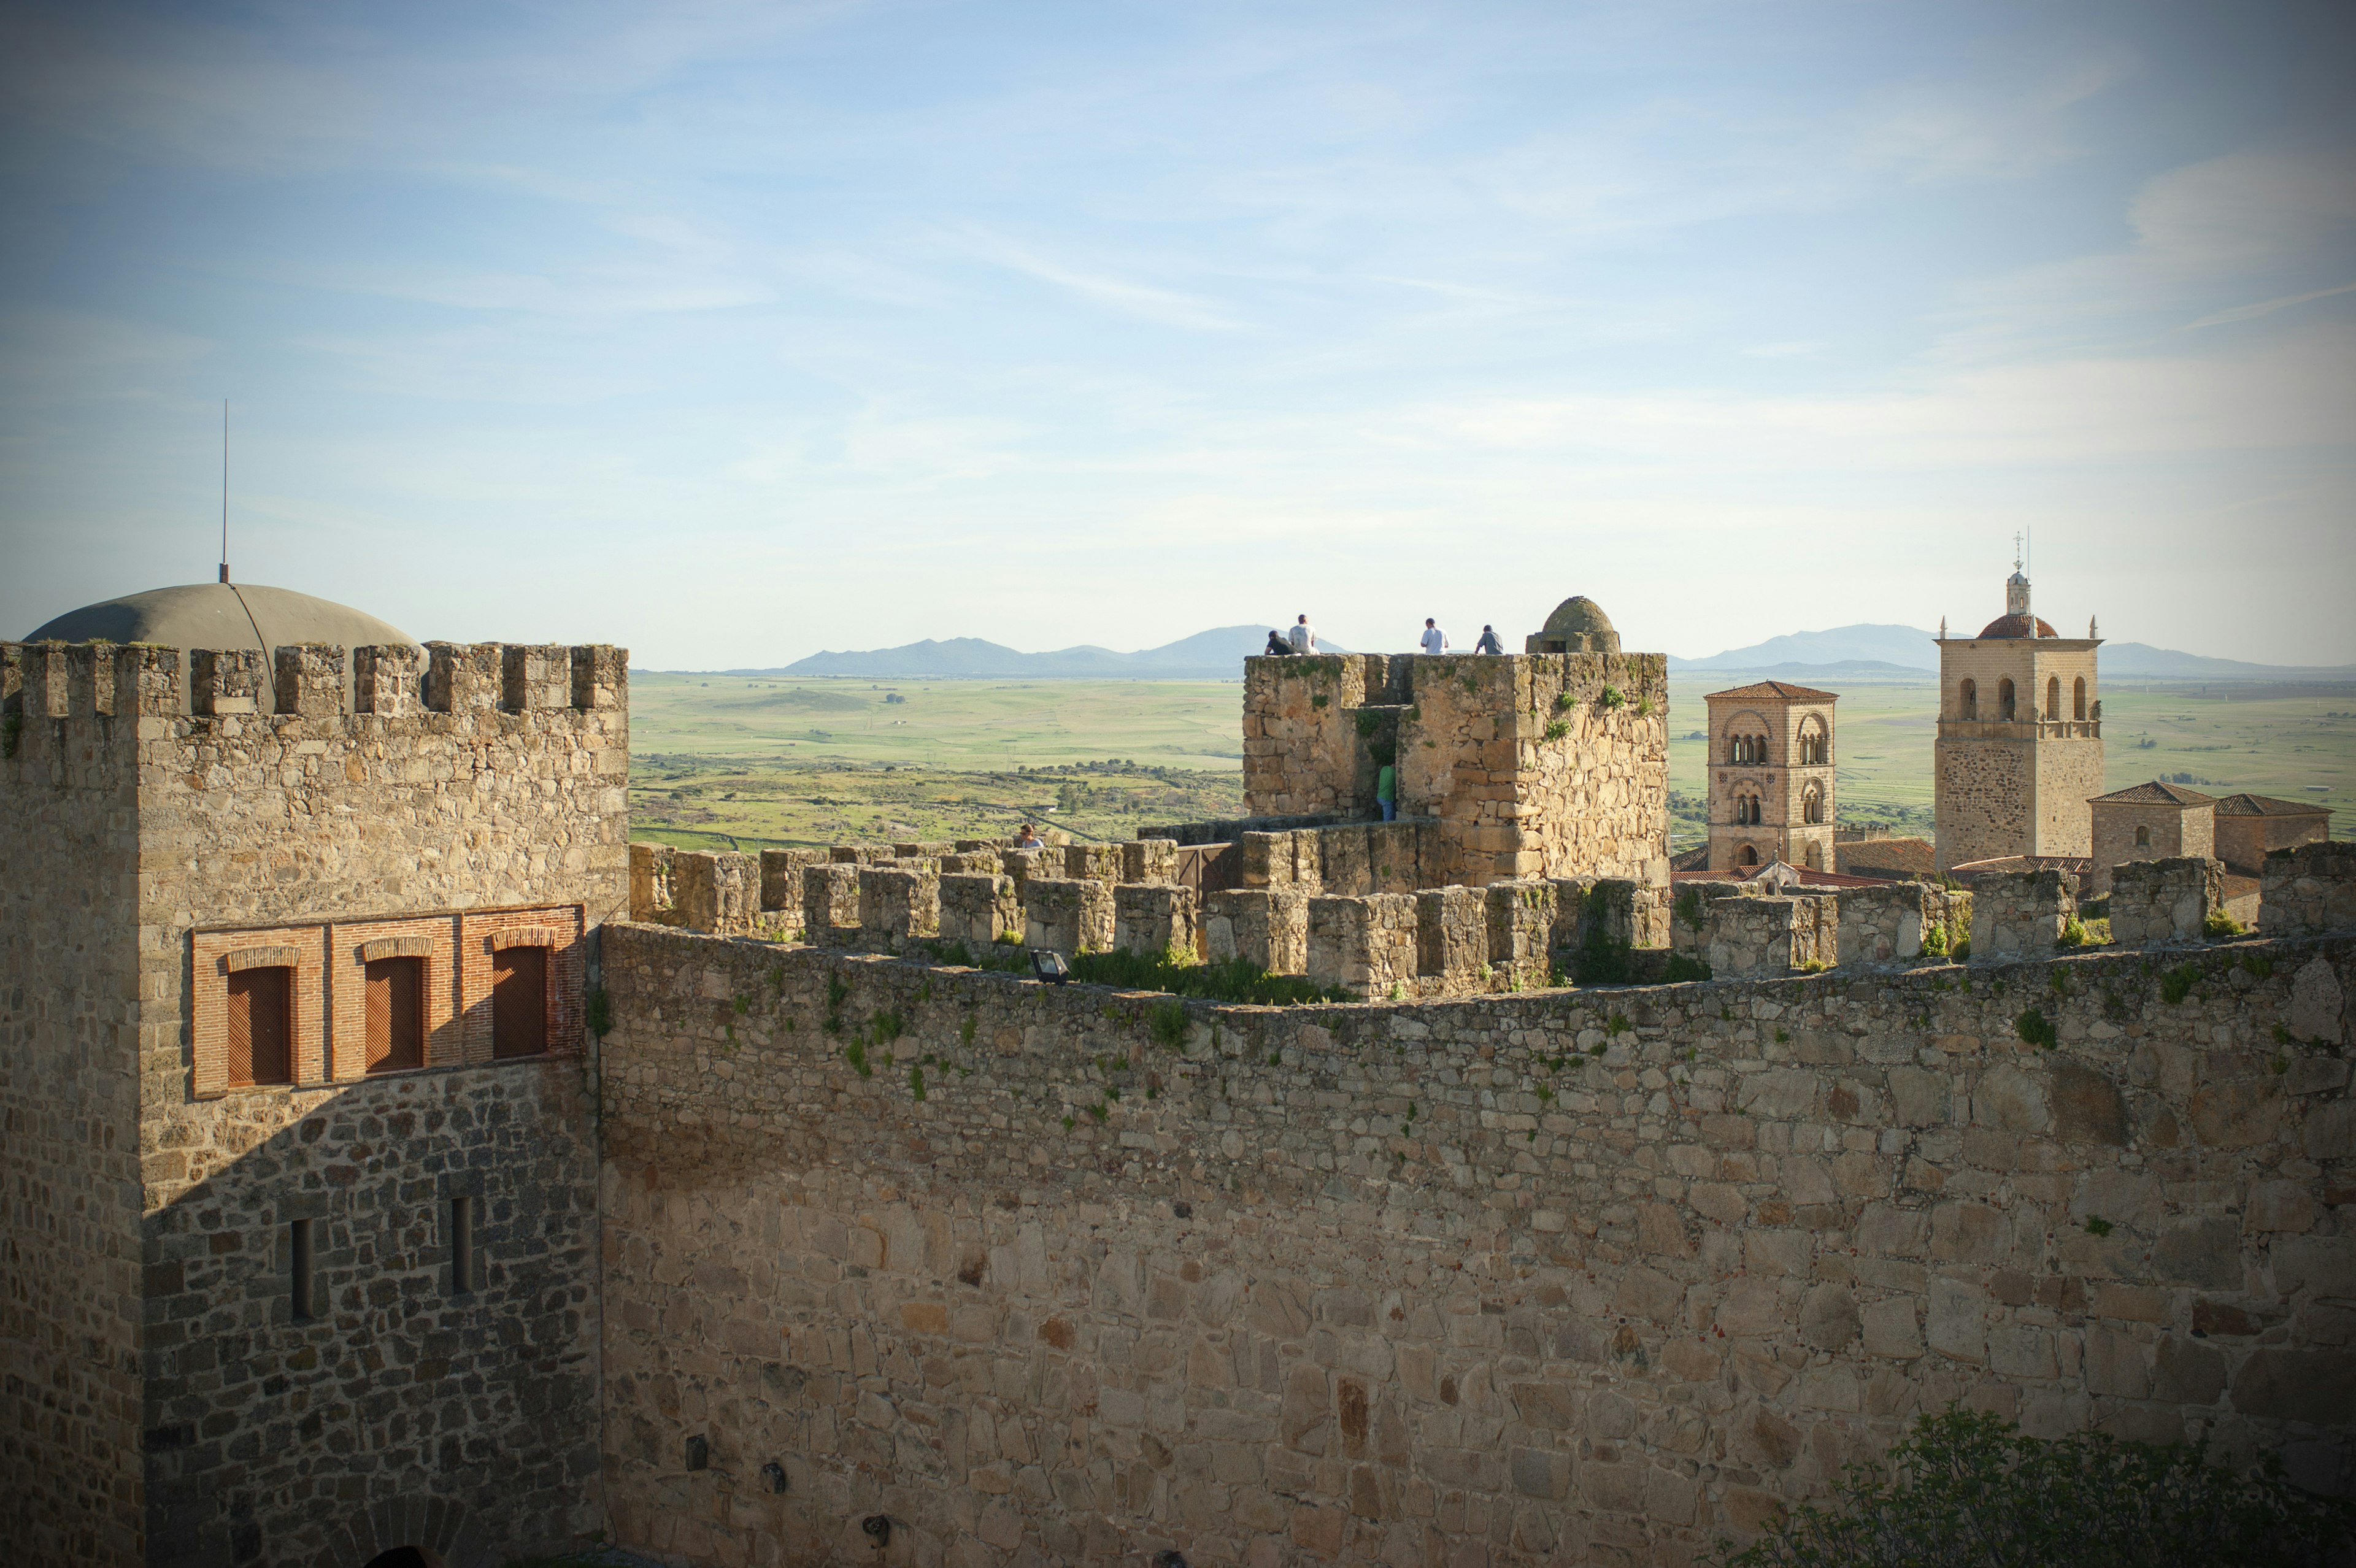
1420,619 -> 1449,655
1288,615 -> 1316,653
1014,824 -> 1045,850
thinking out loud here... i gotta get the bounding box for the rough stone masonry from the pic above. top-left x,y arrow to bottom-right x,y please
596,924 -> 2355,1568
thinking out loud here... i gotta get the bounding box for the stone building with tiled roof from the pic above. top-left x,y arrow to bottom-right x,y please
1705,679 -> 1836,873
1933,561 -> 2103,870
2088,779 -> 2215,894
2213,792 -> 2334,875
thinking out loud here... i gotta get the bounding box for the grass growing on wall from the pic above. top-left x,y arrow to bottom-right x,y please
1713,1405 -> 2354,1568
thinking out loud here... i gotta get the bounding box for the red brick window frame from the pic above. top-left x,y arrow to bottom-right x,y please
327,917 -> 461,1080
458,906 -> 587,1065
191,927 -> 328,1098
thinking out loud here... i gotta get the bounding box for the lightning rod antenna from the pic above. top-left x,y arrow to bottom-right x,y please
219,399 -> 230,584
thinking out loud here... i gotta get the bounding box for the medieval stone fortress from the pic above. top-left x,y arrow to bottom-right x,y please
3,569 -> 2351,1568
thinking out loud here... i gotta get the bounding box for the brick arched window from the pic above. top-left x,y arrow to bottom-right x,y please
2074,677 -> 2087,720
1802,785 -> 1823,824
1997,678 -> 2015,721
1958,678 -> 1977,720
1739,844 -> 1758,866
2046,676 -> 2061,720
364,956 -> 425,1074
2135,825 -> 2150,847
492,945 -> 550,1058
227,966 -> 293,1087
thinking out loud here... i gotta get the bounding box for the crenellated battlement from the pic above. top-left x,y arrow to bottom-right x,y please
1,639 -> 626,727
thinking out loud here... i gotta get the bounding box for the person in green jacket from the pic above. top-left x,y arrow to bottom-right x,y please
1376,760 -> 1397,821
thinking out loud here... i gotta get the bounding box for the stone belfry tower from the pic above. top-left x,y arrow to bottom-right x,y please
1933,552 -> 2103,870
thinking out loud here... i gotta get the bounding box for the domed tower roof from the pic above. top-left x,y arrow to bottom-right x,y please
1527,595 -> 1620,655
23,581 -> 420,656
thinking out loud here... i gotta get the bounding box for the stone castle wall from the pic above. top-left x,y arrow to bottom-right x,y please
2,638 -> 629,1568
1,642 -> 149,1564
595,923 -> 2356,1568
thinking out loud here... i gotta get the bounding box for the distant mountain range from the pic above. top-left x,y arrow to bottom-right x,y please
1673,624 -> 2355,682
677,621 -> 2349,682
719,625 -> 1347,680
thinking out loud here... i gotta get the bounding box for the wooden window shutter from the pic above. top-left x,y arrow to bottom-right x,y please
365,956 -> 425,1073
492,946 -> 547,1059
228,967 -> 293,1086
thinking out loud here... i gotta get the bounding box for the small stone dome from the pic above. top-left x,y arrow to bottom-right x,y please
1526,595 -> 1620,655
23,581 -> 420,656
1975,613 -> 2058,639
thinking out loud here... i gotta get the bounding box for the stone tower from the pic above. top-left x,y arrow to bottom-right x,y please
1704,680 -> 1838,872
1,582 -> 628,1568
1933,564 -> 2103,871
1244,595 -> 1668,886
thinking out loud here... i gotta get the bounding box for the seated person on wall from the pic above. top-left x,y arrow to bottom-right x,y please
1474,625 -> 1503,654
1264,629 -> 1294,656
1288,615 -> 1317,653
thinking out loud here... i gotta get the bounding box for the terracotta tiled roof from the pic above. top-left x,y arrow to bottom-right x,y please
1835,836 -> 1936,876
2090,780 -> 2215,807
1974,613 -> 2059,639
1704,680 -> 1839,703
2212,792 -> 2331,818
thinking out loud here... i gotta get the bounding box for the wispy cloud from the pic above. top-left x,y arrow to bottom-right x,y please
954,231 -> 1242,332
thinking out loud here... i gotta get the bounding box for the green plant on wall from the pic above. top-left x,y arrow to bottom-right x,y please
1714,1405 -> 2354,1568
1598,686 -> 1625,710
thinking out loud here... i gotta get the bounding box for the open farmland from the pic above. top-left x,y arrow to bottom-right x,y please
630,669 -> 2355,853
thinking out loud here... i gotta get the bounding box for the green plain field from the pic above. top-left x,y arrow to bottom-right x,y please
629,669 -> 2355,853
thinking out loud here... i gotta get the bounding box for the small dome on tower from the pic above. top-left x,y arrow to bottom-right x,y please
1526,595 -> 1620,655
23,581 -> 420,656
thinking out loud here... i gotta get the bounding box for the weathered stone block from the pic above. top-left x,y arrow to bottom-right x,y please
1055,843 -> 1118,882
674,850 -> 758,936
1113,883 -> 1196,960
629,842 -> 678,924
940,873 -> 1018,950
1704,894 -> 1834,977
1484,878 -> 1559,989
272,644 -> 345,718
1205,890 -> 1308,974
2259,842 -> 2356,936
858,866 -> 939,942
1306,894 -> 1415,998
1024,877 -> 1115,956
1971,869 -> 2077,961
1837,881 -> 1939,967
759,848 -> 830,919
801,863 -> 861,945
2109,856 -> 2222,947
1415,886 -> 1487,992
1120,838 -> 1178,885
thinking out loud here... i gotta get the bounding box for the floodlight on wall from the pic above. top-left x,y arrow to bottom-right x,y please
1030,950 -> 1070,984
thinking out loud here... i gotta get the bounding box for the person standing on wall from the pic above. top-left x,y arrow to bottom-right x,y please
1474,625 -> 1503,654
1420,618 -> 1449,654
1288,615 -> 1317,653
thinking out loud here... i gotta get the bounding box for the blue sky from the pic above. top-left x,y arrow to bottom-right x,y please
2,0 -> 2350,667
